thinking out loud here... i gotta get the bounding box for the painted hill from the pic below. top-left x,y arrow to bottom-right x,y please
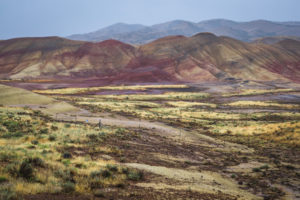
0,34 -> 300,84
67,19 -> 300,44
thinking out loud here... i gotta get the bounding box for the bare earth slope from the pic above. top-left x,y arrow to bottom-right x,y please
0,34 -> 300,84
0,84 -> 79,114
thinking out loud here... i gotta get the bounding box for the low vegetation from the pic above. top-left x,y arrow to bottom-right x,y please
1,84 -> 300,199
33,84 -> 189,95
0,106 -> 144,199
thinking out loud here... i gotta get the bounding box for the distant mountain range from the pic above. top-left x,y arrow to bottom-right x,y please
67,19 -> 300,44
1,33 -> 300,84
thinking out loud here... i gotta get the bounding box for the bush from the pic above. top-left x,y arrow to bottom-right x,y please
127,170 -> 143,181
48,135 -> 56,141
64,124 -> 71,128
100,169 -> 111,178
51,125 -> 58,131
62,152 -> 72,159
31,140 -> 39,145
90,168 -> 112,179
252,168 -> 261,172
121,167 -> 129,174
25,157 -> 45,168
62,181 -> 75,193
106,164 -> 118,172
19,161 -> 34,180
39,128 -> 49,134
90,178 -> 103,189
62,159 -> 71,166
90,171 -> 101,178
87,134 -> 98,140
54,169 -> 75,183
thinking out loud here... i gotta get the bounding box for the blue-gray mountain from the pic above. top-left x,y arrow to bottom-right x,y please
68,19 -> 300,44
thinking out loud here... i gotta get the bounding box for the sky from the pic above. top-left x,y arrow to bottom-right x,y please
0,0 -> 300,39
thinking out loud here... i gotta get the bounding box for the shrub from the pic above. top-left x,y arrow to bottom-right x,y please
252,168 -> 261,173
121,167 -> 129,174
25,157 -> 45,168
87,134 -> 98,141
31,140 -> 39,145
90,171 -> 101,178
64,124 -> 71,128
75,163 -> 84,169
48,135 -> 56,141
98,132 -> 107,138
285,165 -> 295,170
39,128 -> 49,134
100,169 -> 111,178
62,181 -> 75,193
54,169 -> 75,183
62,159 -> 71,166
19,161 -> 34,180
106,164 -> 118,172
33,110 -> 42,116
127,170 -> 143,181
90,178 -> 103,189
51,125 -> 58,131
62,152 -> 72,159
90,168 -> 112,179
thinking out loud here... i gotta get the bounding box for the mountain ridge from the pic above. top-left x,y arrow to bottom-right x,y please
67,19 -> 300,44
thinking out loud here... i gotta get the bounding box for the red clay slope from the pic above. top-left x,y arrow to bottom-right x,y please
0,34 -> 300,84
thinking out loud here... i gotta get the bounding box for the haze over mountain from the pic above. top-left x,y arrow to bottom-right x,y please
1,33 -> 300,85
68,19 -> 300,44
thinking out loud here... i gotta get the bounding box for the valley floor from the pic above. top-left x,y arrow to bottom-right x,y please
0,81 -> 300,200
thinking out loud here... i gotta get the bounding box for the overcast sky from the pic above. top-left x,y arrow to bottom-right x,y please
0,0 -> 299,39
